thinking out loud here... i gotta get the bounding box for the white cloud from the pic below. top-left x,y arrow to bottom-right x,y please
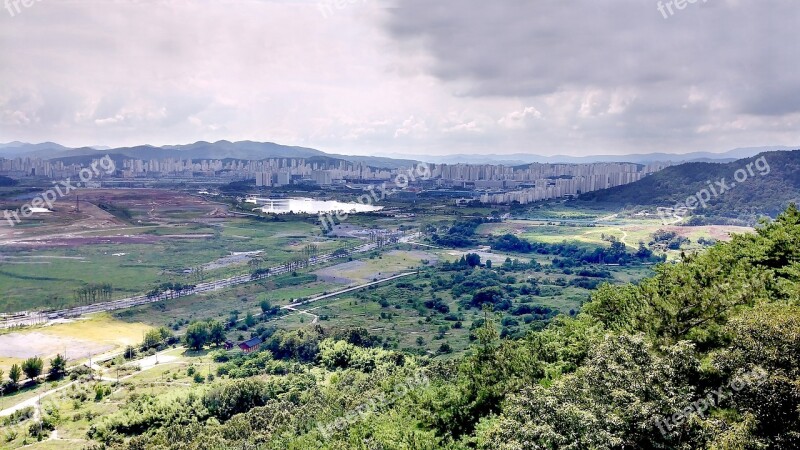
0,0 -> 798,157
394,115 -> 428,138
499,107 -> 542,129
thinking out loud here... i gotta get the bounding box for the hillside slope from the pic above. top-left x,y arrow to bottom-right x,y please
579,150 -> 800,224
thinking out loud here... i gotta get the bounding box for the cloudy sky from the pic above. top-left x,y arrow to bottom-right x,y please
1,0 -> 798,157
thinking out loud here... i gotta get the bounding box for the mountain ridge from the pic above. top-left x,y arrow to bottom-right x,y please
1,141 -> 796,167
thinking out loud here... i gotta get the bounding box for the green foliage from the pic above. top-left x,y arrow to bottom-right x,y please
184,321 -> 210,351
141,326 -> 174,350
432,218 -> 495,248
208,320 -> 226,347
48,354 -> 67,380
21,356 -> 43,381
1,406 -> 33,427
9,363 -> 21,386
491,232 -> 663,265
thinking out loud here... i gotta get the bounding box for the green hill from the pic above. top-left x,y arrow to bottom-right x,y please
579,150 -> 800,225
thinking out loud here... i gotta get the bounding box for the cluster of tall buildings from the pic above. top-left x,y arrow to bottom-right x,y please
427,162 -> 671,205
429,162 -> 667,183
0,155 -> 670,206
0,157 -> 90,178
118,157 -> 396,184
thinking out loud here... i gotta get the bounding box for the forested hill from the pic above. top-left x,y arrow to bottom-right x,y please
86,206 -> 800,449
579,150 -> 800,224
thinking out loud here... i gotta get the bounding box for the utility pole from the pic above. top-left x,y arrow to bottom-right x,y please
38,390 -> 42,437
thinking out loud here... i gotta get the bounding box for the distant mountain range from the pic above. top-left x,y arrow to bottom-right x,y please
0,140 -> 419,169
579,149 -> 800,224
0,140 -> 797,168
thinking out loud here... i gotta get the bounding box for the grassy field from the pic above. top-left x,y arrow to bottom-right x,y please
479,211 -> 754,258
313,249 -> 434,284
0,218 -> 356,313
112,273 -> 342,330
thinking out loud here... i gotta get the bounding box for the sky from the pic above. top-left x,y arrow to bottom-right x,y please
0,0 -> 798,157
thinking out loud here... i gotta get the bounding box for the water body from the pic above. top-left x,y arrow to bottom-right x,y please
245,197 -> 383,215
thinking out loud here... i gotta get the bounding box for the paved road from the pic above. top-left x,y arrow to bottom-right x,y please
2,233 -> 420,329
280,271 -> 417,323
283,271 -> 417,310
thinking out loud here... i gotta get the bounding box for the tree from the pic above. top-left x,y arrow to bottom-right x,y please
142,329 -> 163,349
21,356 -> 44,381
244,312 -> 257,327
48,354 -> 67,380
470,286 -> 505,309
485,259 -> 492,269
185,322 -> 210,351
259,299 -> 272,314
208,320 -> 226,347
9,363 -> 21,386
158,326 -> 175,344
465,253 -> 482,267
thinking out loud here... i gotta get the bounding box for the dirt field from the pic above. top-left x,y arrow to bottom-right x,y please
0,332 -> 113,360
0,314 -> 151,372
0,188 -> 228,247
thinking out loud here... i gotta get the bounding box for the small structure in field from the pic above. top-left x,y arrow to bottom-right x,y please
238,337 -> 262,353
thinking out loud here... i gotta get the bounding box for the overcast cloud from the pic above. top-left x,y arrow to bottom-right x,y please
0,0 -> 798,156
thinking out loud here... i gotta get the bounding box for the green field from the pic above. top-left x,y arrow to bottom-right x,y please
0,219 -> 355,313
